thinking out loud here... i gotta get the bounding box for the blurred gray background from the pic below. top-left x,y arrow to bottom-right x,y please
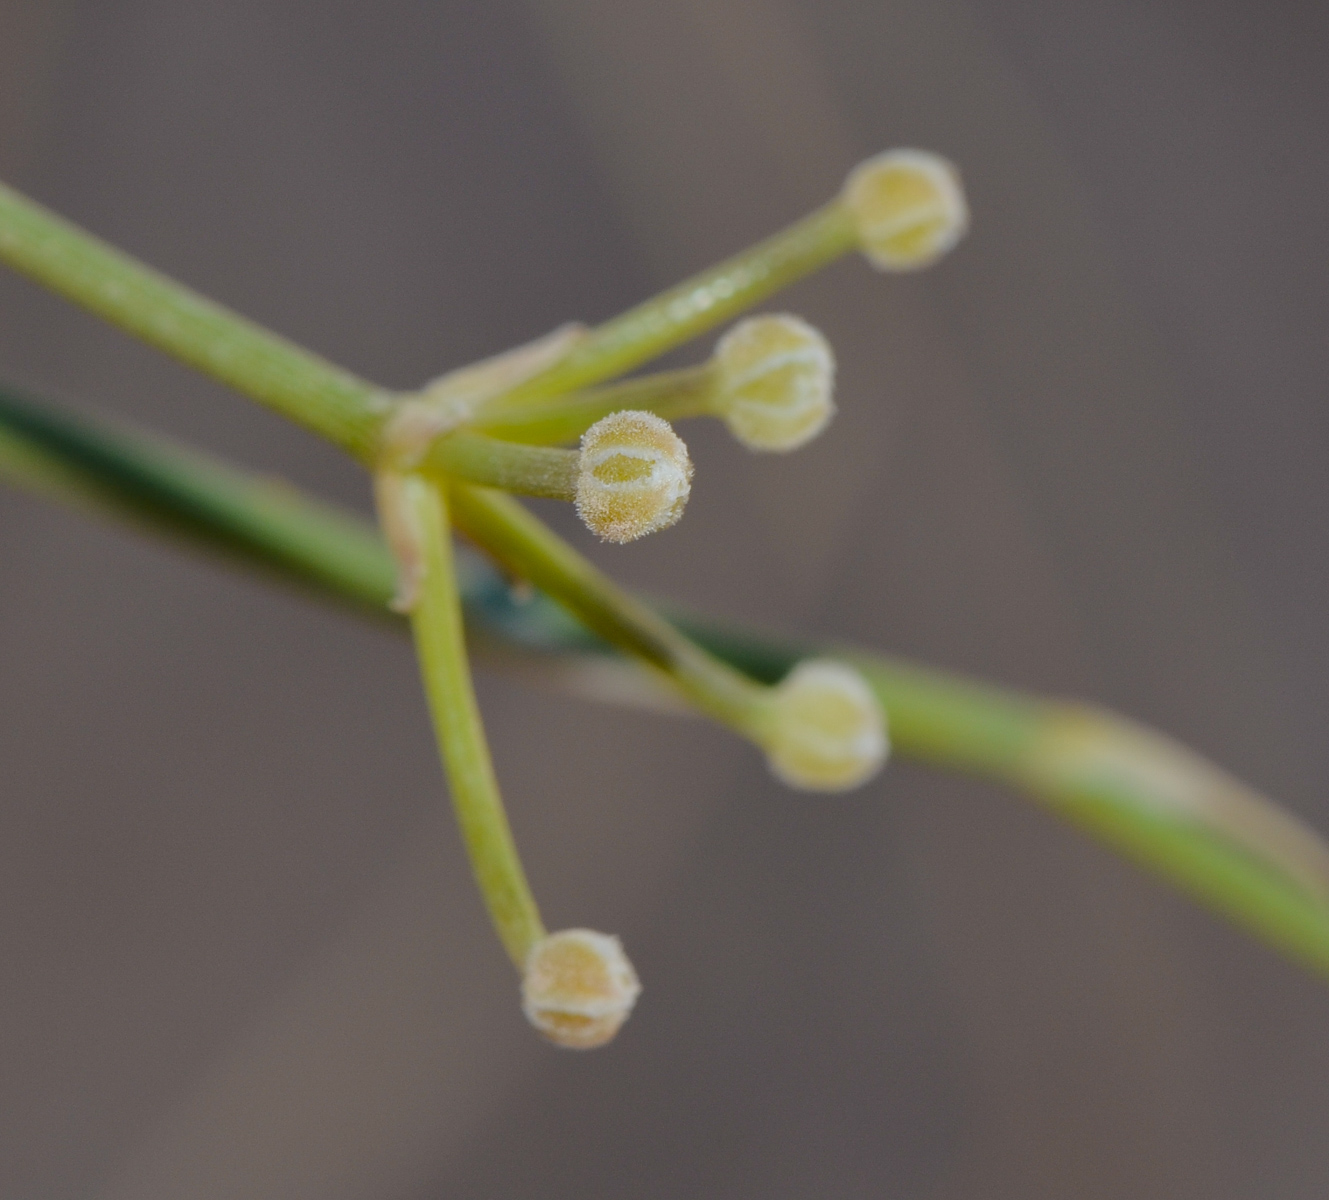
0,1 -> 1326,1197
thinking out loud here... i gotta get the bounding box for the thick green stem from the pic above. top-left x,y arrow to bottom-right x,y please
388,472 -> 545,967
0,182 -> 389,455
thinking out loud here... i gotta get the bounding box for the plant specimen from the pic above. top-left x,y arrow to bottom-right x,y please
1,146 -> 1328,1053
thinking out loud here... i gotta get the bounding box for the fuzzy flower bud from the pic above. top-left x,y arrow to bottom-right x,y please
522,928 -> 642,1049
575,410 -> 693,543
842,149 -> 969,272
765,659 -> 888,791
713,315 -> 836,452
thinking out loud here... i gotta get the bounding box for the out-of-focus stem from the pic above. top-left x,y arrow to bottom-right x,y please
0,382 -> 396,614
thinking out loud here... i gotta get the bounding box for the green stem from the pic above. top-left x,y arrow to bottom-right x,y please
0,381 -> 396,614
4,382 -> 1329,981
448,481 -> 771,739
428,431 -> 579,499
390,472 -> 545,967
0,182 -> 389,456
473,366 -> 715,446
491,201 -> 856,407
0,180 -> 853,473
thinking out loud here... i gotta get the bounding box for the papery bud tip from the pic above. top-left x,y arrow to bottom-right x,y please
842,149 -> 969,272
714,314 -> 836,452
522,928 -> 642,1049
766,659 -> 889,791
576,410 -> 693,543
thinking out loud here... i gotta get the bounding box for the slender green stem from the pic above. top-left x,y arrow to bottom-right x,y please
1014,708 -> 1329,973
473,366 -> 716,446
692,627 -> 1329,979
0,179 -> 855,475
448,481 -> 772,739
490,201 -> 856,408
0,182 -> 389,455
389,472 -> 545,967
0,382 -> 397,614
427,431 -> 579,499
4,380 -> 1329,982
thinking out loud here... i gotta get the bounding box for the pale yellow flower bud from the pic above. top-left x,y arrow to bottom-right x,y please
522,928 -> 642,1049
765,659 -> 888,791
842,149 -> 969,272
575,410 -> 693,543
713,315 -> 836,452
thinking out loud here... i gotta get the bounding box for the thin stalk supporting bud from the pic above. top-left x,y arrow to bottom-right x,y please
428,432 -> 579,501
393,417 -> 699,546
378,474 -> 643,1049
470,314 -> 836,454
470,367 -> 712,447
376,471 -> 547,966
522,928 -> 642,1050
447,484 -> 889,795
575,410 -> 693,543
841,149 -> 969,272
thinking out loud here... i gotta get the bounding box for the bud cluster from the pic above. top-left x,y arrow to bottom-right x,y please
375,146 -> 964,1050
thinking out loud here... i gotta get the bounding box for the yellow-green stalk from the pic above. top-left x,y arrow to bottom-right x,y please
376,471 -> 545,966
448,482 -> 887,791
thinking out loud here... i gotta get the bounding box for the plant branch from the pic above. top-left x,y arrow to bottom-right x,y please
471,366 -> 714,446
448,480 -> 772,740
476,201 -> 856,408
0,178 -> 855,478
2,382 -> 1328,979
385,472 -> 546,966
0,183 -> 390,456
0,381 -> 396,614
431,432 -> 579,499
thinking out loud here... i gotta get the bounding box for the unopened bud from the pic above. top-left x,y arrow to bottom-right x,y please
522,928 -> 642,1049
766,659 -> 888,791
576,410 -> 693,543
842,149 -> 968,272
713,315 -> 835,452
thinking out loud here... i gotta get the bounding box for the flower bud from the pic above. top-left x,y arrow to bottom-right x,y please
842,149 -> 968,272
713,315 -> 836,452
522,928 -> 642,1049
576,410 -> 693,543
766,659 -> 888,791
